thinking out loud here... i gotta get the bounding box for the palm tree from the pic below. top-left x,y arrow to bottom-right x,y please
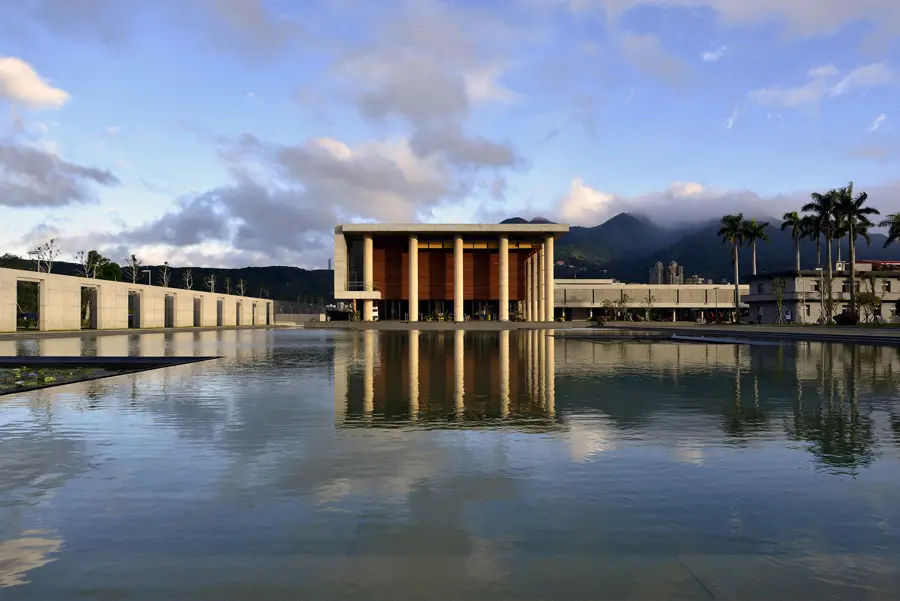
718,213 -> 745,322
834,182 -> 879,314
879,213 -> 900,248
743,219 -> 770,275
803,190 -> 839,320
801,214 -> 822,266
782,211 -> 803,273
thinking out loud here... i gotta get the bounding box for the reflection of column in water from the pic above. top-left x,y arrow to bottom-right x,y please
538,328 -> 546,406
96,335 -> 129,357
218,329 -> 238,358
0,341 -> 16,357
334,343 -> 349,426
363,330 -> 375,416
409,330 -> 420,420
139,333 -> 166,357
545,330 -> 555,417
40,338 -> 81,357
499,330 -> 509,418
530,330 -> 538,403
171,332 -> 195,357
454,329 -> 465,418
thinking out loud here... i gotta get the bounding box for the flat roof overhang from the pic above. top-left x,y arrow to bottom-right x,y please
336,223 -> 570,235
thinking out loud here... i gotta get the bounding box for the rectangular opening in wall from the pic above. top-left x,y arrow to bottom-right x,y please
217,299 -> 224,326
16,281 -> 39,331
252,303 -> 257,325
193,298 -> 201,327
236,302 -> 242,326
80,287 -> 98,329
164,295 -> 175,328
127,291 -> 141,329
266,303 -> 271,325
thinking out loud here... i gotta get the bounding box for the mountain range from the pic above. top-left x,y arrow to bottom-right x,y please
4,213 -> 898,301
509,213 -> 899,282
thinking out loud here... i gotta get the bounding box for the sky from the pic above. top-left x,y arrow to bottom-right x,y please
1,0 -> 899,269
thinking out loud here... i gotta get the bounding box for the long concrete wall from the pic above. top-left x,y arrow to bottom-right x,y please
1,267 -> 274,333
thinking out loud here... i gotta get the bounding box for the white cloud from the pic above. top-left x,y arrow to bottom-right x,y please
619,32 -> 684,82
463,64 -> 517,104
701,45 -> 727,62
807,64 -> 838,78
750,62 -> 893,109
584,0 -> 900,39
868,113 -> 887,133
557,178 -> 787,226
0,57 -> 70,109
827,62 -> 893,98
725,107 -> 740,129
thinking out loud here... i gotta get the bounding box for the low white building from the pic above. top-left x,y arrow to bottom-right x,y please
744,261 -> 900,324
555,279 -> 749,321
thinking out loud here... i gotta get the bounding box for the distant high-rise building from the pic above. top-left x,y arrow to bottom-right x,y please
649,261 -> 664,284
649,261 -> 684,284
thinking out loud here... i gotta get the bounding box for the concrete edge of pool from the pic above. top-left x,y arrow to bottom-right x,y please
0,356 -> 218,397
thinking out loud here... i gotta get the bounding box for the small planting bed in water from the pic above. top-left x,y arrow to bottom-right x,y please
0,356 -> 217,396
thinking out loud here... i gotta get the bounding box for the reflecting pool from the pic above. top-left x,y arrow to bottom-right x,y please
2,330 -> 900,600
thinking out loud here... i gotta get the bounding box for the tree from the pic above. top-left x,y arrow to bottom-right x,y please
204,273 -> 216,292
158,262 -> 172,287
880,213 -> 900,248
643,292 -> 656,321
834,182 -> 879,315
600,298 -> 615,319
28,238 -> 61,273
182,268 -> 193,290
742,220 -> 770,276
718,213 -> 745,322
236,279 -> 247,296
801,214 -> 822,266
123,254 -> 144,284
781,211 -> 803,273
857,274 -> 881,323
772,277 -> 785,324
259,285 -> 269,299
75,251 -> 95,278
803,190 -> 839,321
223,276 -> 232,294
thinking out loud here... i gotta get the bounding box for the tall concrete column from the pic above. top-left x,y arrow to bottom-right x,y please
408,235 -> 419,321
525,255 -> 532,321
454,329 -> 465,417
544,235 -> 555,322
534,245 -> 544,321
499,330 -> 510,418
363,235 -> 374,321
454,235 -> 464,322
409,330 -> 419,420
499,235 -> 509,321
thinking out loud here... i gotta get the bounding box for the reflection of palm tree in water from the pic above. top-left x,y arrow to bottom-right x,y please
724,346 -> 767,439
787,344 -> 876,475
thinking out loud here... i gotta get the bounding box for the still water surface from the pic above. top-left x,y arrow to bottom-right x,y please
2,330 -> 900,599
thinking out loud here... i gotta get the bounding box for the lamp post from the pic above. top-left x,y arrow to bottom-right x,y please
142,268 -> 151,286
814,267 -> 824,324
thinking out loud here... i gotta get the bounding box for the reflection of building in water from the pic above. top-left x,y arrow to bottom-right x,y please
334,330 -> 557,428
0,534 -> 63,588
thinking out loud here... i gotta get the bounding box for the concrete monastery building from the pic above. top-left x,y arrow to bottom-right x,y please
333,223 -> 569,322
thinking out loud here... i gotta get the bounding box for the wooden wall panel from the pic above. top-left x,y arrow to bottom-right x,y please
372,238 -> 541,301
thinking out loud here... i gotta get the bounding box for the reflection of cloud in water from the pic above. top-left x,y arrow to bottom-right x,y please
671,442 -> 705,465
566,415 -> 619,462
0,532 -> 62,588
